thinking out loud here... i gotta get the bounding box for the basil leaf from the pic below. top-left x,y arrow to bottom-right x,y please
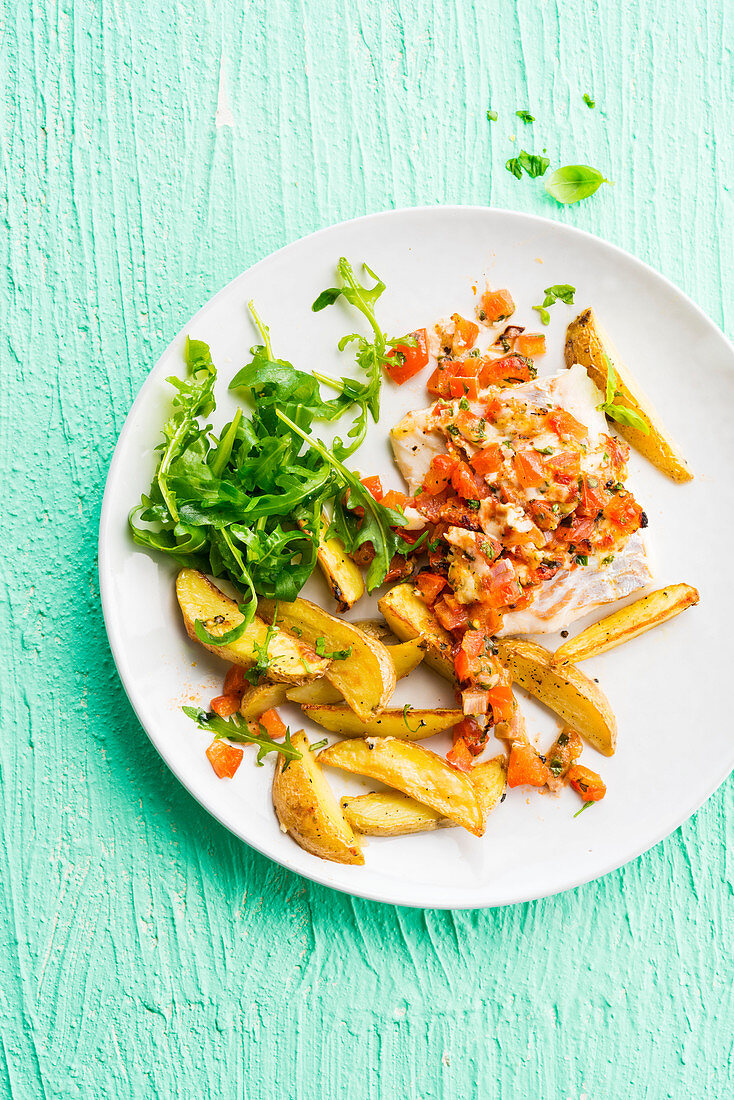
507,151 -> 550,180
533,305 -> 551,325
542,284 -> 576,307
545,164 -> 612,204
603,403 -> 650,434
516,110 -> 535,123
486,109 -> 498,122
505,157 -> 523,180
583,93 -> 595,109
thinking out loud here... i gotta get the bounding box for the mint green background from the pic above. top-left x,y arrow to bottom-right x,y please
2,2 -> 732,1097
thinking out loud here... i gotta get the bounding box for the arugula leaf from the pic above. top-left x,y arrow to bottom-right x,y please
597,354 -> 650,434
486,109 -> 498,122
583,93 -> 595,109
516,110 -> 535,123
574,800 -> 595,817
182,707 -> 302,765
545,164 -> 612,204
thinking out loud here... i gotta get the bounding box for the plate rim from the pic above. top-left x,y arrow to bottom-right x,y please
98,204 -> 734,910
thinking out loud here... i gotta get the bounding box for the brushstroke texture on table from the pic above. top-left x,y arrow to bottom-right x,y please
1,1 -> 732,1096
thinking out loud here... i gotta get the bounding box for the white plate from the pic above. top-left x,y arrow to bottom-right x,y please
99,207 -> 734,910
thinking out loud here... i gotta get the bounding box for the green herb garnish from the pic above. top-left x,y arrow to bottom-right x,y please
402,705 -> 423,734
532,284 -> 575,325
583,93 -> 595,109
465,500 -> 481,510
315,637 -> 353,661
506,150 -> 550,180
516,110 -> 535,123
310,738 -> 329,752
597,354 -> 650,434
486,109 -> 498,122
574,800 -> 595,817
182,707 -> 302,766
545,164 -> 612,204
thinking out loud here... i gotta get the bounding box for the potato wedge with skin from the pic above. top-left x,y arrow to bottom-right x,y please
496,639 -> 617,756
272,730 -> 364,865
341,756 -> 506,836
259,597 -> 396,721
176,570 -> 329,683
312,515 -> 365,612
378,584 -> 456,683
301,705 -> 463,741
554,583 -> 700,664
565,308 -> 692,482
286,639 -> 426,706
319,737 -> 484,836
239,682 -> 289,720
352,619 -> 391,640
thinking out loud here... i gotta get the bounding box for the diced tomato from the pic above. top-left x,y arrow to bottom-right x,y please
449,375 -> 480,400
454,649 -> 471,682
471,443 -> 502,478
514,449 -> 549,489
258,708 -> 288,740
604,491 -> 643,532
450,460 -> 483,501
481,559 -> 523,609
461,629 -> 485,660
210,694 -> 240,719
507,741 -> 550,788
603,433 -> 629,472
479,354 -> 535,388
427,359 -> 459,397
415,571 -> 447,605
546,451 -> 581,480
360,475 -> 384,501
381,489 -> 409,513
528,499 -> 559,530
452,715 -> 487,756
577,475 -> 609,518
223,665 -> 248,698
486,684 -> 516,723
447,737 -> 474,772
462,689 -> 490,716
558,515 -> 596,546
422,454 -> 458,495
547,407 -> 588,442
434,594 -> 470,632
206,739 -> 244,779
454,409 -> 487,445
567,764 -> 606,802
383,556 -> 417,583
480,288 -> 516,323
515,333 -> 546,357
480,396 -> 502,421
450,313 -> 479,354
386,328 -> 429,384
466,603 -> 503,634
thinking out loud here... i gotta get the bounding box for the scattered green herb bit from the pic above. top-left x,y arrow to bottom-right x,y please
574,800 -> 595,817
427,538 -> 441,552
310,738 -> 329,752
549,757 -> 564,777
535,446 -> 554,455
534,305 -> 551,325
446,423 -> 460,436
459,397 -> 470,410
557,732 -> 569,747
291,626 -> 303,637
516,110 -> 535,123
468,347 -> 480,358
193,614 -> 251,648
583,93 -> 595,109
182,706 -> 302,765
486,108 -> 498,122
315,637 -> 353,661
506,150 -> 550,180
574,554 -> 589,566
545,164 -> 612,204
542,284 -> 576,307
402,705 -> 422,733
466,500 -> 481,510
243,618 -> 278,685
601,554 -> 615,565
597,354 -> 650,434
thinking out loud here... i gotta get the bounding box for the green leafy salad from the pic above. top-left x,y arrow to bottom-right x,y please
129,259 -> 417,640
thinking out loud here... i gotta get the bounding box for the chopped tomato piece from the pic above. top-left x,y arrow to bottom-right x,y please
603,433 -> 630,473
223,665 -> 248,698
481,558 -> 523,609
450,313 -> 479,354
447,737 -> 474,772
386,328 -> 429,384
426,359 -> 458,397
507,741 -> 550,788
450,460 -> 483,501
454,409 -> 487,444
471,443 -> 502,478
558,515 -> 596,546
466,603 -> 503,634
258,708 -> 288,740
514,449 -> 549,489
604,491 -> 643,532
547,407 -> 588,442
462,688 -> 490,716
210,694 -> 241,719
452,715 -> 487,756
486,684 -> 516,723
434,594 -> 470,632
546,450 -> 581,480
479,354 -> 535,387
578,475 -> 610,518
454,649 -> 471,682
515,333 -> 546,357
415,571 -> 447,605
480,395 -> 502,420
449,375 -> 479,400
461,629 -> 485,660
567,764 -> 606,802
480,288 -> 515,323
206,739 -> 243,779
360,475 -> 383,501
423,454 -> 458,495
381,489 -> 409,513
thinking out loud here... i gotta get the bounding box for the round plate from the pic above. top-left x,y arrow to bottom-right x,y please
99,207 -> 734,909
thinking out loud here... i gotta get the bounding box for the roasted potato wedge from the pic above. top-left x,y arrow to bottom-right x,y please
341,756 -> 506,836
565,308 -> 692,482
176,570 -> 329,683
554,583 -> 700,664
239,682 -> 289,720
258,597 -> 396,721
301,705 -> 463,741
496,639 -> 617,756
378,584 -> 456,682
272,730 -> 364,865
318,737 -> 484,836
352,619 -> 391,640
286,639 -> 426,706
312,515 -> 365,611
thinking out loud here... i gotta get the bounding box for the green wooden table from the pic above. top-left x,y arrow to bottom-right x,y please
2,2 -> 732,1096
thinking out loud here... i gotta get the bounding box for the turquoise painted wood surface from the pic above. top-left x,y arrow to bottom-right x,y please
2,1 -> 732,1096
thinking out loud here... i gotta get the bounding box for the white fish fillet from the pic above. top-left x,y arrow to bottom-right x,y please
390,366 -> 653,635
